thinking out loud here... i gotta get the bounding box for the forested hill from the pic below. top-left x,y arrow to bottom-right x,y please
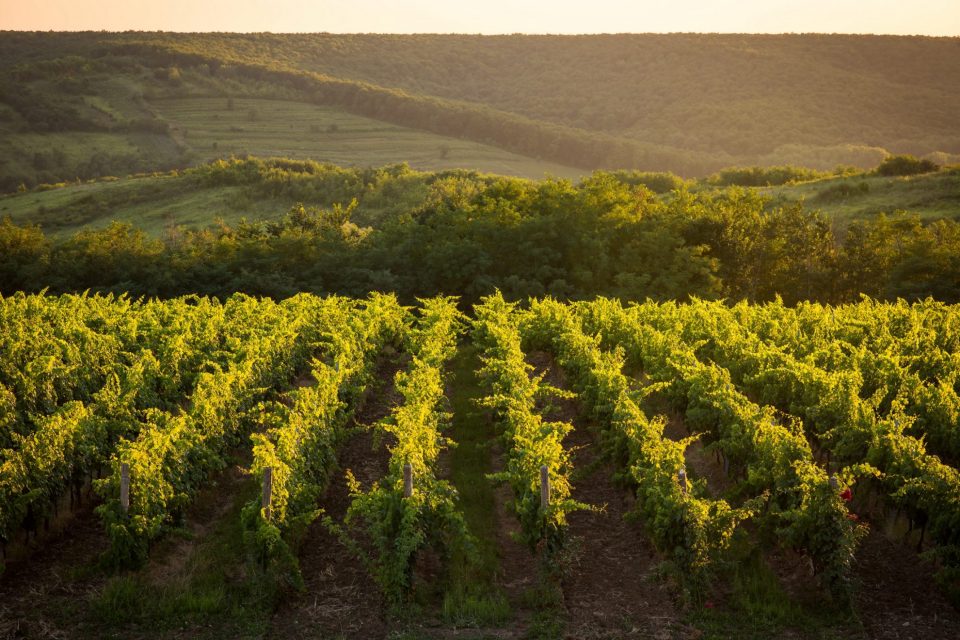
122,32 -> 960,157
2,31 -> 959,182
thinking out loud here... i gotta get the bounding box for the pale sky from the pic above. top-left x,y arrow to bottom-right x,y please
1,0 -> 958,36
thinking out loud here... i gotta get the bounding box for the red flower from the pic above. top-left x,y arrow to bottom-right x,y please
840,488 -> 853,502
846,513 -> 859,522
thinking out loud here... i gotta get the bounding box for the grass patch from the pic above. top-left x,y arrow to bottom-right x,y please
728,552 -> 806,626
444,343 -> 569,638
441,590 -> 511,628
519,577 -> 566,640
688,548 -> 859,640
442,343 -> 512,627
153,96 -> 582,181
761,167 -> 960,223
88,474 -> 274,638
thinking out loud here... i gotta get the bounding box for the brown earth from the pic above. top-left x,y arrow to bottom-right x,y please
851,530 -> 960,640
487,441 -> 538,638
527,351 -> 694,640
0,502 -> 109,639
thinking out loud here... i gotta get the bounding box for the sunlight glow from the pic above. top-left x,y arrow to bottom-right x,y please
1,0 -> 958,35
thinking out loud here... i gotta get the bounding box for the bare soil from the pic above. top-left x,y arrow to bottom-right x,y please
851,530 -> 960,639
527,351 -> 693,640
0,503 -> 109,639
489,441 -> 538,635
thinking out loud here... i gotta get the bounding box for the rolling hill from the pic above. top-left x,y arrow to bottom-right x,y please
0,53 -> 582,192
3,28 -> 960,640
1,31 -> 959,194
117,32 -> 960,156
2,156 -> 956,239
761,167 -> 960,222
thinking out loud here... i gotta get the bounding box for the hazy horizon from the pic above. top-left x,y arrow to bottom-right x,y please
2,0 -> 958,36
2,29 -> 959,37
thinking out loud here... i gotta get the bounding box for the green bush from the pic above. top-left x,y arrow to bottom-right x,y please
707,165 -> 830,187
606,170 -> 689,193
875,154 -> 939,177
813,181 -> 870,202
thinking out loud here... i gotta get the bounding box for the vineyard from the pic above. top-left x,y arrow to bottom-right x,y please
1,291 -> 959,638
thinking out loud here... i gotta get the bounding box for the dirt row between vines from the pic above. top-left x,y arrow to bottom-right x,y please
527,351 -> 695,640
266,356 -> 405,640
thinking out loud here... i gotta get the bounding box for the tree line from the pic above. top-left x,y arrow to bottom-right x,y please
2,166 -> 958,305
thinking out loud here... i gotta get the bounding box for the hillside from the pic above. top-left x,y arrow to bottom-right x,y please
2,32 -> 959,192
761,168 -> 960,222
0,53 -> 581,192
152,96 -> 581,178
4,12 -> 960,640
0,159 -> 444,236
4,157 -> 956,239
121,32 -> 960,157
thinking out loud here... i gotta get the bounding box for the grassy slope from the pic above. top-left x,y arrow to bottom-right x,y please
0,68 -> 190,189
761,167 -> 960,223
0,47 -> 583,192
0,171 -> 332,237
102,32 -> 960,161
443,344 -> 509,625
155,96 -> 582,180
4,160 -> 957,239
3,32 -> 959,189
0,173 -> 248,236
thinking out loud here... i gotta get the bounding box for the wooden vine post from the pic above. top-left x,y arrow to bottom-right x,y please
120,463 -> 130,514
540,465 -> 550,511
403,462 -> 413,498
262,466 -> 273,520
677,467 -> 689,525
